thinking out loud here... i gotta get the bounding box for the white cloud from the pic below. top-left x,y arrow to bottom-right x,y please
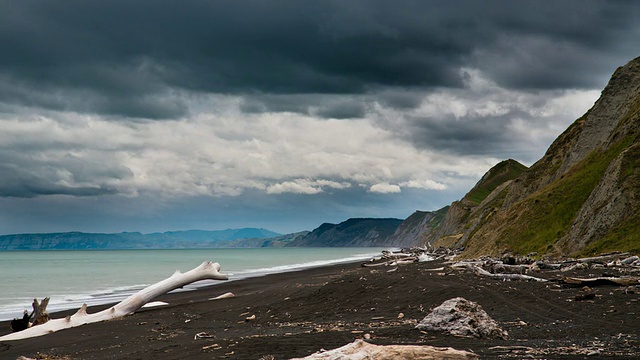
265,179 -> 351,194
400,179 -> 447,190
369,183 -> 401,194
266,181 -> 322,195
0,68 -> 600,204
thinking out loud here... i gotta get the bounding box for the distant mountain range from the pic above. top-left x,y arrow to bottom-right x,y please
0,228 -> 282,250
0,218 -> 404,250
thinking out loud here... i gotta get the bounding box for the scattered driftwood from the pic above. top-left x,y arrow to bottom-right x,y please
448,252 -> 640,284
362,247 -> 434,267
472,266 -> 548,282
489,263 -> 532,275
561,276 -> 640,287
291,339 -> 478,359
621,256 -> 639,265
9,297 -> 51,332
0,261 -> 228,341
416,297 -> 509,340
362,247 -> 464,268
576,252 -> 630,264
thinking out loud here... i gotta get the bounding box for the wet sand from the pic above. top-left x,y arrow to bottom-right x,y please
1,259 -> 638,359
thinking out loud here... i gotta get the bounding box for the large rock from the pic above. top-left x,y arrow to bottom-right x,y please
291,339 -> 478,360
416,297 -> 509,340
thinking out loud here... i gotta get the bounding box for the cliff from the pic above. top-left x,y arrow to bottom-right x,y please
400,56 -> 640,257
286,218 -> 403,247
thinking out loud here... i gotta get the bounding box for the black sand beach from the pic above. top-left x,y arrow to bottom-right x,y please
1,259 -> 639,359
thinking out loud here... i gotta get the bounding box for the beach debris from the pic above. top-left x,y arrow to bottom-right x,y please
362,247 -> 436,268
202,343 -> 222,351
10,311 -> 31,332
561,275 -> 640,287
576,252 -> 631,264
31,297 -> 50,326
0,261 -> 228,342
574,286 -> 596,301
209,292 -> 235,300
416,297 -> 509,339
9,297 -> 51,332
447,251 -> 640,288
290,339 -> 478,359
194,331 -> 215,340
141,301 -> 169,308
471,265 -> 548,282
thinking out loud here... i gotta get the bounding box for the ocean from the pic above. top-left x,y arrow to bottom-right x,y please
0,247 -> 388,321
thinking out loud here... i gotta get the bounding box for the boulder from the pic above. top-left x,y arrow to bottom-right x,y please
416,297 -> 508,339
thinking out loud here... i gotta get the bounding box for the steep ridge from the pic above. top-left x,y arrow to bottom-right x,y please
428,159 -> 528,249
389,160 -> 526,249
286,218 -> 403,247
387,207 -> 449,247
414,56 -> 640,257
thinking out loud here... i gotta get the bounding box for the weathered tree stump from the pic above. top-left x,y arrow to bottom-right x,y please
31,297 -> 50,326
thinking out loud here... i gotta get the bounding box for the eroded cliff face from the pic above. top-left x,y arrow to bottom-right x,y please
462,56 -> 640,257
387,208 -> 448,247
401,56 -> 640,257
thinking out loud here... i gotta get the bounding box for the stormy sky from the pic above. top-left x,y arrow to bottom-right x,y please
1,0 -> 639,235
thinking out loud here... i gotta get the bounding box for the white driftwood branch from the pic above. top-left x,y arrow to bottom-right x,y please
561,276 -> 640,286
0,261 -> 227,341
472,266 -> 548,282
576,253 -> 630,264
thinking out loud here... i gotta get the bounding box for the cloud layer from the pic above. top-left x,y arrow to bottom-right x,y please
0,0 -> 639,234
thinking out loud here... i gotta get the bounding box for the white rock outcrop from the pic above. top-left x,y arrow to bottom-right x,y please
416,297 -> 509,339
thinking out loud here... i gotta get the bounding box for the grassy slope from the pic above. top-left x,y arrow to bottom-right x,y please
465,160 -> 528,205
490,136 -> 636,255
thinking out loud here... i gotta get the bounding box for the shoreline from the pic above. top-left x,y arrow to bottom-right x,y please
0,248 -> 387,322
2,258 -> 639,359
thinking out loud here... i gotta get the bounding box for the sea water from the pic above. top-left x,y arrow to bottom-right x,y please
0,248 -> 387,321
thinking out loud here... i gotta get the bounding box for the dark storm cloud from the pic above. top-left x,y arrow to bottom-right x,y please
240,94 -> 367,119
404,112 -> 526,157
0,150 -> 132,198
0,164 -> 119,198
1,0 -> 638,118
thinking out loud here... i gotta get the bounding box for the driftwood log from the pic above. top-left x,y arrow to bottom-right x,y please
472,266 -> 548,282
561,276 -> 640,287
0,261 -> 227,341
292,339 -> 478,359
576,253 -> 630,264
